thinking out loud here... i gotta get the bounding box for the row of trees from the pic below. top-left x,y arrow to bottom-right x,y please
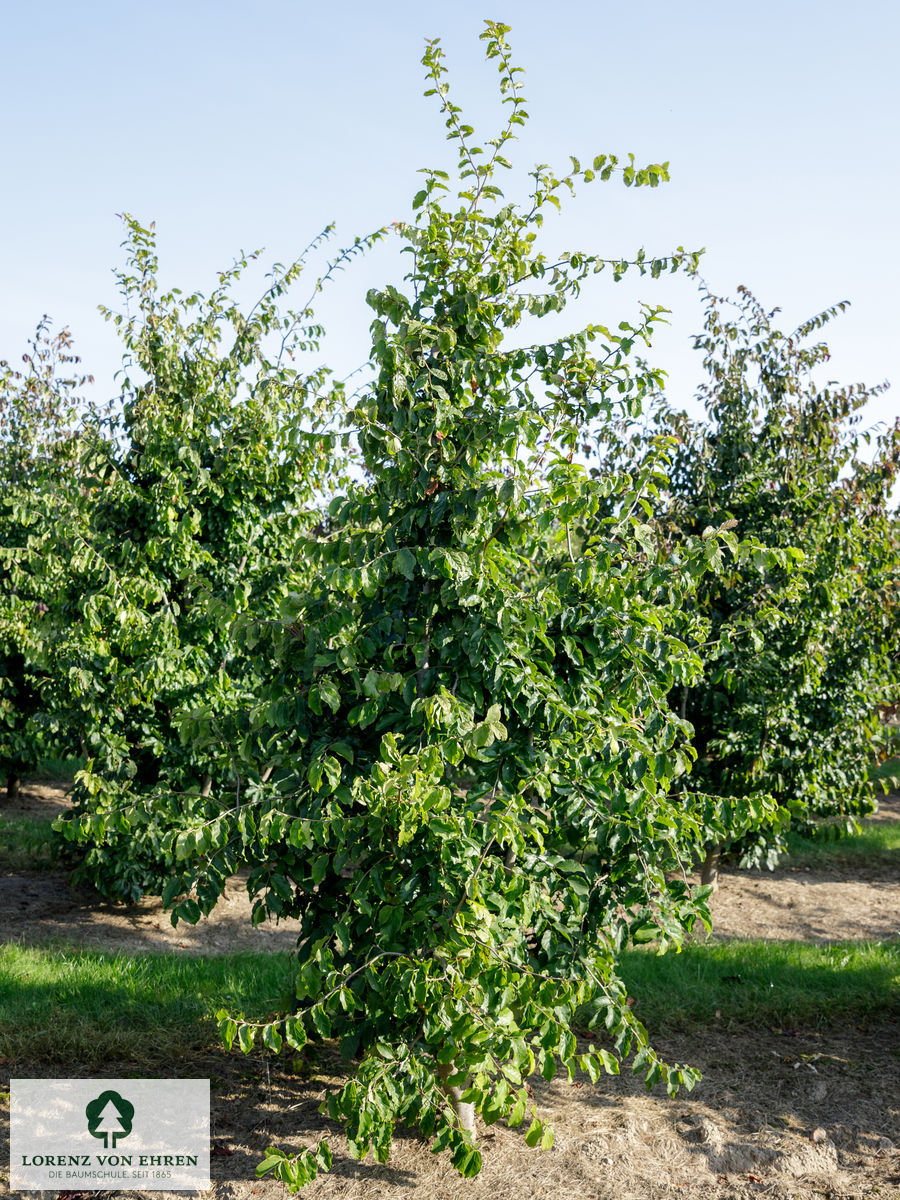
2,22 -> 898,1188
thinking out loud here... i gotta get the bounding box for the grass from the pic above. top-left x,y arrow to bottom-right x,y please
780,816 -> 900,871
0,814 -> 60,870
34,755 -> 84,781
870,753 -> 900,786
0,943 -> 293,1064
1,938 -> 897,1068
617,938 -> 900,1032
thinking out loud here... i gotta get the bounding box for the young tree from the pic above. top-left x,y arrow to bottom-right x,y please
0,321 -> 94,800
619,285 -> 900,878
62,24 -> 780,1187
48,219 -> 382,898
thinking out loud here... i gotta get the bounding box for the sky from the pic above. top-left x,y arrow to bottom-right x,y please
2,0 -> 897,434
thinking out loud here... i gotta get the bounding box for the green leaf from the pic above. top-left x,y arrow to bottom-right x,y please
284,1018 -> 307,1051
263,1023 -> 283,1054
218,1014 -> 238,1052
394,548 -> 416,579
311,1007 -> 332,1039
256,1154 -> 284,1177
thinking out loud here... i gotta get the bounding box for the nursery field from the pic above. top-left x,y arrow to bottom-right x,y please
0,776 -> 897,1200
3,21 -> 900,1197
3,23 -> 900,1198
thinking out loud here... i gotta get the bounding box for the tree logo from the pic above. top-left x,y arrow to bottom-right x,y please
85,1090 -> 134,1149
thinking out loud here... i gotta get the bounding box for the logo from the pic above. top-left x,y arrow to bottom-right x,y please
11,1078 -> 209,1191
85,1090 -> 134,1149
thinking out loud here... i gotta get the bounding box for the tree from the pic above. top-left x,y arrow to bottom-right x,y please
101,24 -> 773,1188
613,284 -> 900,877
86,1090 -> 134,1149
0,320 -> 95,800
47,218 -> 382,899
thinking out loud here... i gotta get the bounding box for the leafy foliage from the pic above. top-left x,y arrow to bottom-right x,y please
7,18 -> 892,1190
0,321 -> 96,798
91,22 -> 750,1185
45,218 -> 382,898
612,284 -> 900,868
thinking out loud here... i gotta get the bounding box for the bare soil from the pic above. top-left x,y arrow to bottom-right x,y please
4,780 -> 898,953
0,870 -> 303,956
1,778 -> 302,954
1,1026 -> 897,1200
710,792 -> 900,945
1,778 -> 898,1199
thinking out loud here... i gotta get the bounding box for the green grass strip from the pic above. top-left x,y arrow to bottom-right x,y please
35,756 -> 85,780
618,938 -> 900,1031
870,754 -> 900,786
781,819 -> 900,870
1,938 -> 898,1067
0,943 -> 293,1064
0,815 -> 60,871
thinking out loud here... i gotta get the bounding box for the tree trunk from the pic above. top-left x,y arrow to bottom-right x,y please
416,581 -> 432,697
437,1060 -> 475,1137
700,842 -> 722,890
5,772 -> 20,802
200,775 -> 213,797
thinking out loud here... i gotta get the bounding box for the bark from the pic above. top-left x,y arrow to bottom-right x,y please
5,772 -> 20,802
505,729 -> 533,868
416,582 -> 432,698
437,1060 -> 475,1137
700,842 -> 722,890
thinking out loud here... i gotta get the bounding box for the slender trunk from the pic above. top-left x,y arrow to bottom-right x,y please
437,1060 -> 475,1137
5,772 -> 20,802
700,842 -> 722,890
505,729 -> 533,868
416,582 -> 432,698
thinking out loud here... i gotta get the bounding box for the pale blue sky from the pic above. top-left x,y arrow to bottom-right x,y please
2,0 -> 897,431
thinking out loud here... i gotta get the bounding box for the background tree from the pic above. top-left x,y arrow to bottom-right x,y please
45,218 -> 382,898
611,284 -> 900,878
0,320 -> 96,800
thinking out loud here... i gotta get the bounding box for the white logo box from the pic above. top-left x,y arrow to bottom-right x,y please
10,1079 -> 209,1191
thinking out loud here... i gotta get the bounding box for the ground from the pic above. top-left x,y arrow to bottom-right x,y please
0,779 -> 897,1199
